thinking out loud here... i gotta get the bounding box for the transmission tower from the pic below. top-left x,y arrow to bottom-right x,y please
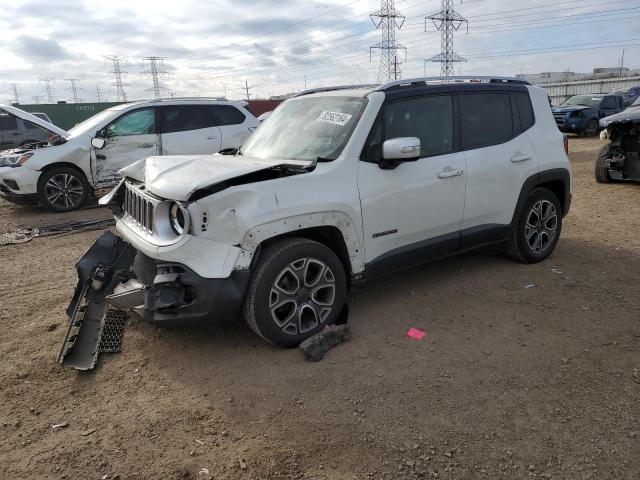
65,79 -> 82,103
370,0 -> 406,83
104,55 -> 128,102
142,56 -> 168,100
32,95 -> 42,104
425,0 -> 468,77
95,86 -> 103,102
41,78 -> 55,103
11,84 -> 20,104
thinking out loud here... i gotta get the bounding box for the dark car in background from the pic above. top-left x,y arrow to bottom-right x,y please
610,86 -> 640,107
552,93 -> 625,137
0,111 -> 54,149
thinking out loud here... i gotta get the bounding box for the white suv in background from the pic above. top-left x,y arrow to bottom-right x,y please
0,99 -> 259,211
66,77 -> 572,353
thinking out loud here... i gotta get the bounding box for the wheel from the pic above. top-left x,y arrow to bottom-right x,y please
243,238 -> 347,347
37,166 -> 90,212
581,119 -> 598,137
505,188 -> 562,263
595,144 -> 613,183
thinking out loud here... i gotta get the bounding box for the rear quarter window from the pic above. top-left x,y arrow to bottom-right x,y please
0,115 -> 18,131
514,92 -> 535,132
460,93 -> 514,150
211,105 -> 246,126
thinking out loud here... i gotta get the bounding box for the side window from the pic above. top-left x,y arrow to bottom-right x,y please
160,106 -> 216,134
600,97 -> 616,109
514,92 -> 535,132
0,114 -> 18,131
460,93 -> 513,150
106,108 -> 155,137
210,105 -> 246,126
384,95 -> 453,158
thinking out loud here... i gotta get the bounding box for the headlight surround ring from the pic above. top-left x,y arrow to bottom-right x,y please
169,202 -> 190,236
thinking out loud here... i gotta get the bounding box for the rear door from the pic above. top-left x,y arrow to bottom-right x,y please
0,114 -> 22,149
600,96 -> 622,118
93,107 -> 159,188
460,91 -> 539,245
159,105 -> 222,155
210,105 -> 252,150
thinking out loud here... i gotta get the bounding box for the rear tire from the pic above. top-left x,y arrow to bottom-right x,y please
595,144 -> 613,183
505,188 -> 562,263
243,237 -> 347,347
37,166 -> 90,212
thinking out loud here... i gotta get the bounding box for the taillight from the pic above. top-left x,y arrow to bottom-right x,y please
563,135 -> 569,155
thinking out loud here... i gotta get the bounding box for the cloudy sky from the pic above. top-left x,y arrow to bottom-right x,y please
1,0 -> 639,103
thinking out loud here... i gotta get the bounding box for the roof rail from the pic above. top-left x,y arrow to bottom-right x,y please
294,84 -> 379,97
376,76 -> 530,91
155,96 -> 228,102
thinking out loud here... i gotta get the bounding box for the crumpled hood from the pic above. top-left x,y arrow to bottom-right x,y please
600,105 -> 640,126
119,154 -> 313,201
0,104 -> 69,138
552,105 -> 591,114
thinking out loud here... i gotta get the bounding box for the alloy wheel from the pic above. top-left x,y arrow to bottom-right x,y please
525,199 -> 558,255
269,257 -> 336,336
44,173 -> 84,210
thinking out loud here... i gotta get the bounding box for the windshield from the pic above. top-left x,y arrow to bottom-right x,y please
68,108 -> 118,137
632,96 -> 640,107
241,96 -> 367,161
561,95 -> 604,108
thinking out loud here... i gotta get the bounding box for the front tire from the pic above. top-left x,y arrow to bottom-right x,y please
505,188 -> 562,263
37,166 -> 90,212
243,238 -> 347,347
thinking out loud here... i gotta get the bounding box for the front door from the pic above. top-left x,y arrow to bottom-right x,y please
93,107 -> 159,188
358,94 -> 467,272
159,105 -> 222,155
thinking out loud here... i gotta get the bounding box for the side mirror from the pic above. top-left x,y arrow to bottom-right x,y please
382,137 -> 421,163
91,137 -> 106,149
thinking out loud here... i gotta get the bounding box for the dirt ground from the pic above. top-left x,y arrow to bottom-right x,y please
0,138 -> 638,480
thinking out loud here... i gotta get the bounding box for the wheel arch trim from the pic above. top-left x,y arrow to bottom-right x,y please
512,168 -> 571,226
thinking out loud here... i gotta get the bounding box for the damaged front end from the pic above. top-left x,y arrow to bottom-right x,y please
599,119 -> 640,182
59,230 -> 250,370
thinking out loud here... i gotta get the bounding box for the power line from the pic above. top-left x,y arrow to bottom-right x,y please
64,79 -> 82,103
370,0 -> 407,82
40,78 -> 54,103
142,56 -> 168,100
104,55 -> 128,102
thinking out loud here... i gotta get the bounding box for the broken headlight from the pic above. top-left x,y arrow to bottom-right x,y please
169,202 -> 190,235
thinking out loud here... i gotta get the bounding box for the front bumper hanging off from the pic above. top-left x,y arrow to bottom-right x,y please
58,231 -> 250,370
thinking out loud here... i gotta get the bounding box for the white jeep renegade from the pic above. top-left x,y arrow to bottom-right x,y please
72,77 -> 572,349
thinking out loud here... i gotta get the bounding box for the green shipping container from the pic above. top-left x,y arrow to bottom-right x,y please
15,102 -> 125,130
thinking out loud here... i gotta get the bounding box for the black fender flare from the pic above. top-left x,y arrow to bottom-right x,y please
511,168 -> 571,229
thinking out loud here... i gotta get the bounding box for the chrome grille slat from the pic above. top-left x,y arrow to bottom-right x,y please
122,182 -> 157,235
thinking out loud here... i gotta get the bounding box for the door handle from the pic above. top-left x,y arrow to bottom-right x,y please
11,132 -> 20,136
206,135 -> 218,140
437,168 -> 464,179
511,153 -> 532,163
137,143 -> 155,148
96,154 -> 106,160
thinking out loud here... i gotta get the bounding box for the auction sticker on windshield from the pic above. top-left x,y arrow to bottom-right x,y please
317,111 -> 353,126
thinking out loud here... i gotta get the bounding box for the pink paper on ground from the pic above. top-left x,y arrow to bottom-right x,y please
407,328 -> 426,340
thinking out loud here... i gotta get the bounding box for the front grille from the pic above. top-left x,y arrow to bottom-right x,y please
123,183 -> 156,234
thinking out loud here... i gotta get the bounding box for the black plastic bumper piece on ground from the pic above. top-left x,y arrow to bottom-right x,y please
58,231 -> 137,370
